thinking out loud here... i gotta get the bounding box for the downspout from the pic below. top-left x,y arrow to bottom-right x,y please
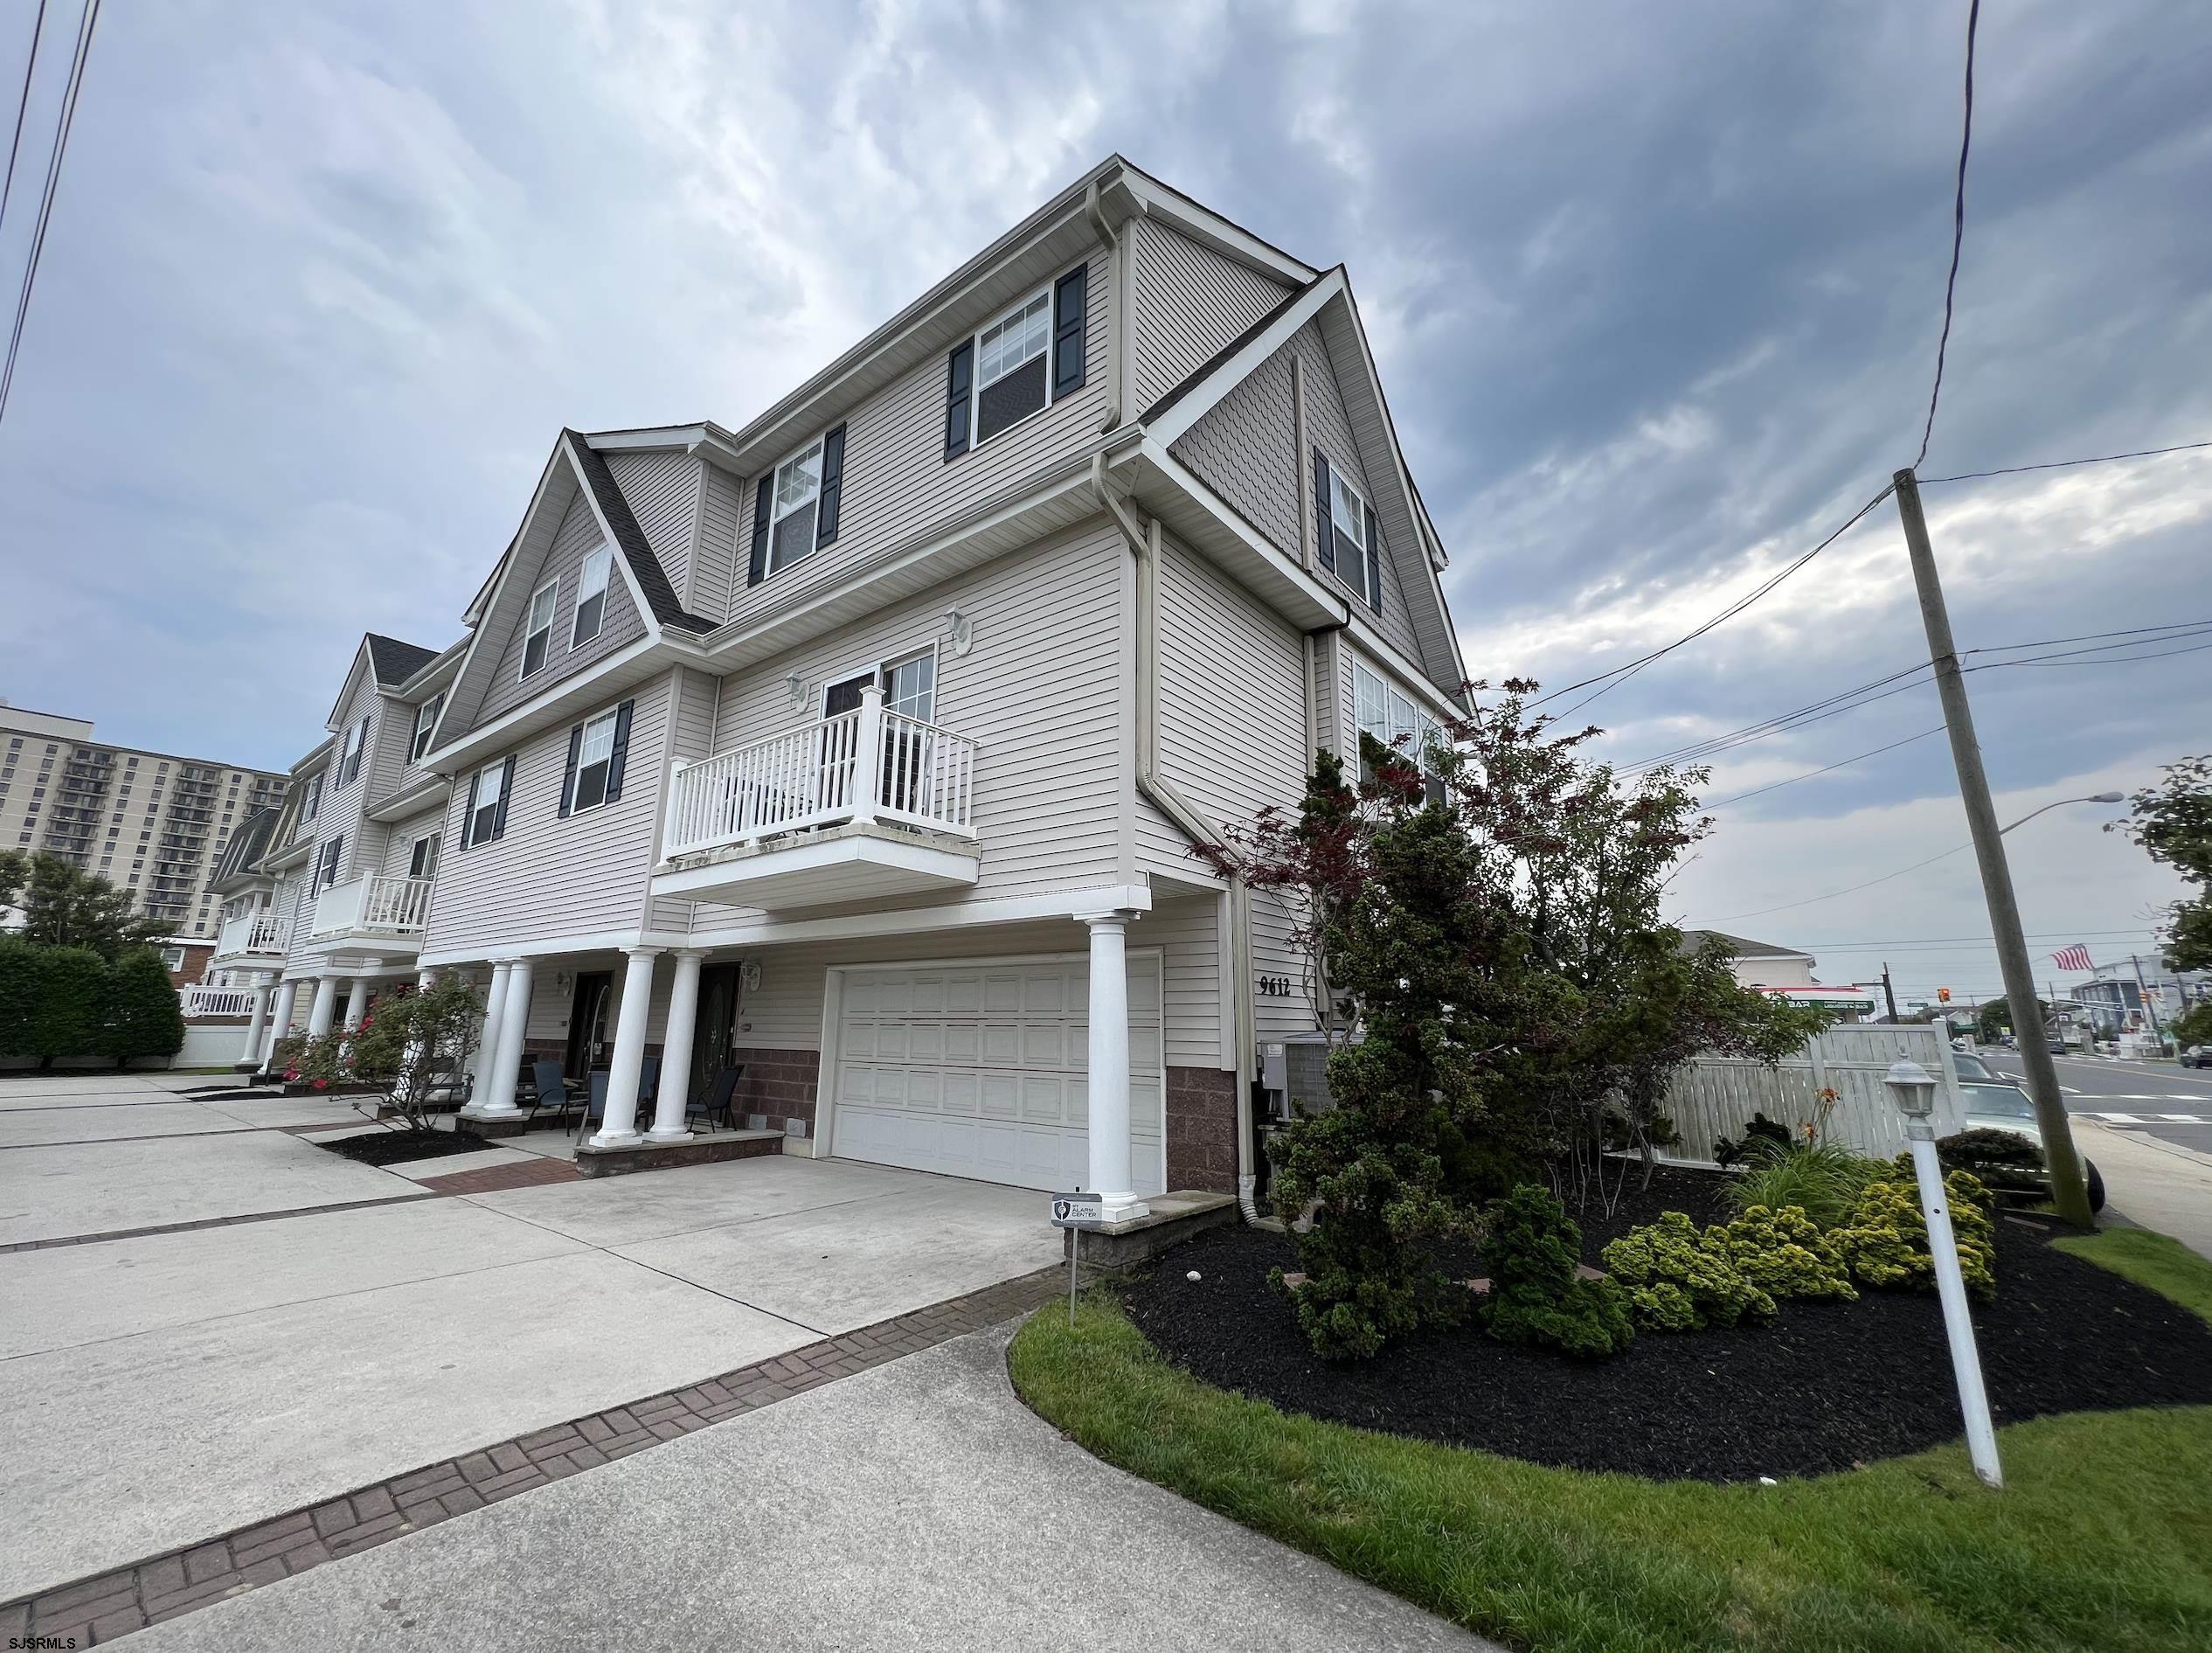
1085,182 -> 1122,433
1092,457 -> 1261,1222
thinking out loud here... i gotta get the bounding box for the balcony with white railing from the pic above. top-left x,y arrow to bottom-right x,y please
305,872 -> 435,954
180,983 -> 259,1018
211,910 -> 290,964
653,685 -> 981,911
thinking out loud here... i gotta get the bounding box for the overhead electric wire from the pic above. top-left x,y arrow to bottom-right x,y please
1794,927 -> 2155,948
0,0 -> 99,429
0,0 -> 48,241
1973,637 -> 2212,671
1701,725 -> 1947,809
1913,0 -> 1980,470
1712,842 -> 1979,922
1921,440 -> 2212,484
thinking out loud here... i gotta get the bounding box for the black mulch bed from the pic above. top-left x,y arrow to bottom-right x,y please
1124,1164 -> 2212,1483
318,1127 -> 492,1166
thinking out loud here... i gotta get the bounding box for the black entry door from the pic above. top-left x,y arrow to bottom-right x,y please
691,963 -> 744,1100
566,971 -> 614,1076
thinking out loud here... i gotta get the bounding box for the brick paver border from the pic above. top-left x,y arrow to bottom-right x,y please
413,1157 -> 582,1194
1,1266 -> 1066,1646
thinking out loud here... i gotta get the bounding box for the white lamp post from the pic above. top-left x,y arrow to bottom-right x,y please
1885,1059 -> 2003,1489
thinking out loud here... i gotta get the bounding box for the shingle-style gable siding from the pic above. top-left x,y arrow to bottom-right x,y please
721,246 -> 1112,631
604,449 -> 704,613
474,489 -> 648,728
1170,318 -> 1430,669
1128,218 -> 1293,417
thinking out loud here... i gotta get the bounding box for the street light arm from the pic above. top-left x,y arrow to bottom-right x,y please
1997,793 -> 2125,836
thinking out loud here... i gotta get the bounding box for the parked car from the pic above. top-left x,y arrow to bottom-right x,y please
1952,1051 -> 1996,1082
2181,1045 -> 2210,1069
1955,1078 -> 2105,1212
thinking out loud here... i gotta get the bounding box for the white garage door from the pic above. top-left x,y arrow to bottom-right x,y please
829,956 -> 1164,1194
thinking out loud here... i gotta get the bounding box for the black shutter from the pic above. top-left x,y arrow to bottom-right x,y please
944,341 -> 973,460
491,755 -> 515,842
461,770 -> 480,847
605,700 -> 634,802
1052,265 -> 1087,398
558,722 -> 583,818
1363,504 -> 1383,613
1314,449 -> 1335,573
746,476 -> 773,587
816,424 -> 846,547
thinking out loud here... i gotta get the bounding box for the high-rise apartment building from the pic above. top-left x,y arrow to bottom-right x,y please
0,699 -> 288,941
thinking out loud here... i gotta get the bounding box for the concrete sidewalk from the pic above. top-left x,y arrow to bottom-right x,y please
121,1324 -> 1489,1653
2076,1116 -> 2212,1261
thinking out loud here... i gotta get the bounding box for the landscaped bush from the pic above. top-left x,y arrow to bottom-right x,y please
1480,1184 -> 1635,1358
0,937 -> 163,1067
99,947 -> 185,1065
1938,1128 -> 2047,1202
1834,1158 -> 1997,1299
1720,1203 -> 1858,1302
1601,1210 -> 1773,1331
1711,1111 -> 1792,1168
1724,1139 -> 1886,1230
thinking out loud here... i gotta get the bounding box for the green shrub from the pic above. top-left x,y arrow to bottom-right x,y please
1712,1111 -> 1792,1168
1720,1204 -> 1858,1302
1724,1140 -> 1886,1230
1480,1184 -> 1634,1358
1937,1128 -> 2046,1202
99,947 -> 184,1065
1601,1210 -> 1773,1331
26,944 -> 104,1066
1834,1160 -> 1996,1299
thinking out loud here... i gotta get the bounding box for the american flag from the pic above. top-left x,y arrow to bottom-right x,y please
2051,944 -> 2093,972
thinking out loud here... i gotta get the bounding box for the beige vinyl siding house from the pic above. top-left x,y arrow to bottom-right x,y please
218,156 -> 1469,1222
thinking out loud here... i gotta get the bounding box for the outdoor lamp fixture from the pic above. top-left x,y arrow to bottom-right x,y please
944,607 -> 974,656
785,672 -> 808,709
1997,792 -> 2126,836
1884,1058 -> 2003,1489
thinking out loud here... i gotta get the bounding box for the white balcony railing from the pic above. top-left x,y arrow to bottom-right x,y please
180,984 -> 258,1017
212,910 -> 290,961
310,873 -> 434,940
663,688 -> 978,861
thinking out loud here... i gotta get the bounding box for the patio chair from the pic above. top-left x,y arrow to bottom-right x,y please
687,1065 -> 743,1133
572,1070 -> 611,1138
530,1059 -> 582,1127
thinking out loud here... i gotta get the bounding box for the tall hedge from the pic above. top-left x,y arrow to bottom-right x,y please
102,947 -> 186,1064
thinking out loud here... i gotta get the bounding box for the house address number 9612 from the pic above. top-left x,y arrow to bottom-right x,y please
1255,974 -> 1294,998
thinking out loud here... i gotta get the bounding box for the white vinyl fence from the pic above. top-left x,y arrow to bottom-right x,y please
177,1025 -> 253,1068
1661,1023 -> 1966,1165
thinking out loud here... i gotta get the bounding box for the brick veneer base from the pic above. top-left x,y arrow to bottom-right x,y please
1165,1065 -> 1239,1193
3,1267 -> 1066,1647
731,1046 -> 820,1136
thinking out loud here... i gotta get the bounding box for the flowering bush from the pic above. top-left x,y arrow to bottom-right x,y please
1601,1210 -> 1773,1332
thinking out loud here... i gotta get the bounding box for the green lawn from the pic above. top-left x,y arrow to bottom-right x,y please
1008,1236 -> 2212,1653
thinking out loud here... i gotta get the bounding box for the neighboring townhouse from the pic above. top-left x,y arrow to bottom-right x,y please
206,634 -> 463,1062
215,157 -> 1469,1222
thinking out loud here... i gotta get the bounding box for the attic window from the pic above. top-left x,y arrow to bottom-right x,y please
974,288 -> 1051,443
1330,471 -> 1375,607
572,547 -> 612,646
521,579 -> 558,678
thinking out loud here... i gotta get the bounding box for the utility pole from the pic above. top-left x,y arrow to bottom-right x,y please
1882,962 -> 1902,1024
2130,955 -> 2167,1051
1895,468 -> 2095,1226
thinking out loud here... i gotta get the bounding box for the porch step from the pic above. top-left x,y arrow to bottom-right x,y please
573,1129 -> 786,1178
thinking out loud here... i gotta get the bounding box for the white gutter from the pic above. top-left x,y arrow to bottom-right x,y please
1093,457 -> 1261,1223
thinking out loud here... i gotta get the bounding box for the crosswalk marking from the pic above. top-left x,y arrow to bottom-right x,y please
2078,1111 -> 2212,1126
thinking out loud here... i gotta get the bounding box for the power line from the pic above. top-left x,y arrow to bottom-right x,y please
1913,0 -> 1980,470
1794,928 -> 2156,947
1921,439 -> 2212,484
1702,725 -> 1946,809
1712,840 -> 1978,923
0,0 -> 48,241
1535,483 -> 1897,718
0,0 -> 99,429
1970,637 -> 2212,672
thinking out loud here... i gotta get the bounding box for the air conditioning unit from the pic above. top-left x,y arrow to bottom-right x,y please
1259,1032 -> 1337,1122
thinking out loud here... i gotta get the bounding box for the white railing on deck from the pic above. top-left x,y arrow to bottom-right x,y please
213,910 -> 289,960
180,984 -> 258,1017
310,873 -> 433,939
663,686 -> 978,860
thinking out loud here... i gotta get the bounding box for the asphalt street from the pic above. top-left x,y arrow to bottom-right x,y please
1981,1050 -> 2212,1153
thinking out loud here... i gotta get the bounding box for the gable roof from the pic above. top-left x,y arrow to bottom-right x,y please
207,804 -> 279,888
364,634 -> 440,686
1681,929 -> 1815,962
561,429 -> 716,634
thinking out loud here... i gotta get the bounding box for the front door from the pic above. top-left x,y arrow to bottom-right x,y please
690,962 -> 744,1101
566,970 -> 614,1077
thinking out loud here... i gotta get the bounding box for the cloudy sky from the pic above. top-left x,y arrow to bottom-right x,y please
1,0 -> 2206,997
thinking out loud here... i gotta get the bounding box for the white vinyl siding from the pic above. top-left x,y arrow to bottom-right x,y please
1128,216 -> 1293,416
602,448 -> 701,605
468,482 -> 648,731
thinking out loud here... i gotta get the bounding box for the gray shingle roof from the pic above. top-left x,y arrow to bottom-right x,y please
1680,929 -> 1814,961
563,430 -> 718,634
364,634 -> 440,686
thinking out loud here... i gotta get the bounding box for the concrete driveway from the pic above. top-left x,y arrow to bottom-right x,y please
121,1324 -> 1489,1652
0,1074 -> 1061,1607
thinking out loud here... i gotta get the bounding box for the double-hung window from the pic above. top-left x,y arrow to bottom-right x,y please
1314,451 -> 1383,613
944,264 -> 1086,459
336,716 -> 369,787
463,758 -> 510,849
572,548 -> 612,646
746,425 -> 846,587
297,772 -> 322,830
411,693 -> 443,763
521,580 -> 558,678
1354,661 -> 1442,776
407,832 -> 440,880
559,700 -> 633,817
315,836 -> 343,890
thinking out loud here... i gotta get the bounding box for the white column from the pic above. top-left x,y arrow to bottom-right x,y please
1077,908 -> 1148,1221
343,979 -> 370,1031
648,949 -> 706,1142
260,983 -> 292,1066
416,968 -> 439,990
477,958 -> 533,1117
243,972 -> 274,1063
851,683 -> 884,827
590,948 -> 661,1148
306,975 -> 339,1038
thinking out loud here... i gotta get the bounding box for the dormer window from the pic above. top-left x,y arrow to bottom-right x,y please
521,579 -> 558,677
411,693 -> 444,763
746,426 -> 845,587
943,264 -> 1086,460
572,548 -> 612,646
